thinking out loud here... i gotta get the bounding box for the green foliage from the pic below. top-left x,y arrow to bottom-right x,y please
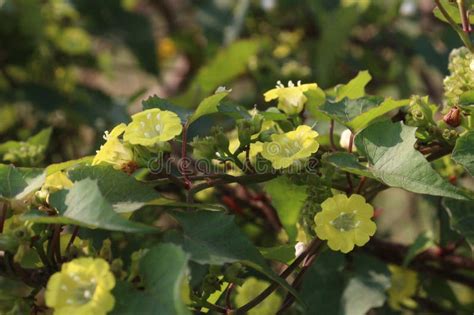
112,244 -> 190,315
340,255 -> 391,315
23,179 -> 157,233
264,176 -> 307,241
0,164 -> 44,200
355,121 -> 469,200
443,199 -> 474,250
452,130 -> 474,176
1,2 -> 474,314
173,39 -> 261,107
68,165 -> 160,213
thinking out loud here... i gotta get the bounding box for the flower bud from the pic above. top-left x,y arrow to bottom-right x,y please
339,129 -> 356,152
294,242 -> 306,257
212,127 -> 229,151
443,107 -> 462,127
191,136 -> 217,159
237,120 -> 252,146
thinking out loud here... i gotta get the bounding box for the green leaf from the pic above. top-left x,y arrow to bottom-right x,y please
264,176 -> 307,241
304,87 -> 327,118
355,121 -> 469,200
112,283 -> 156,315
452,131 -> 474,176
68,165 -> 160,213
403,231 -> 435,266
0,164 -> 44,200
140,244 -> 190,314
23,179 -> 157,233
323,152 -> 374,178
218,102 -> 252,120
45,156 -> 94,176
442,198 -> 474,250
0,127 -> 52,155
320,97 -> 409,132
258,244 -> 295,264
320,96 -> 382,124
112,244 -> 190,315
0,276 -> 33,299
336,70 -> 372,101
173,39 -> 261,108
167,210 -> 303,304
348,99 -> 409,132
169,210 -> 268,266
142,95 -> 191,122
340,254 -> 391,315
28,127 -> 52,147
188,92 -> 229,124
300,250 -> 346,314
433,0 -> 474,24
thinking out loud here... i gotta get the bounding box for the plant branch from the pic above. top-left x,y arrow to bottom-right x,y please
235,239 -> 322,314
434,0 -> 473,52
0,202 -> 7,233
364,238 -> 474,287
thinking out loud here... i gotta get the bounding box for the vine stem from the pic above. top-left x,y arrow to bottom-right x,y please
0,202 -> 7,233
329,119 -> 337,151
434,0 -> 474,52
457,0 -> 472,33
181,122 -> 192,189
277,243 -> 324,314
234,239 -> 322,314
346,132 -> 355,194
225,283 -> 235,309
189,173 -> 278,196
48,225 -> 62,268
65,226 -> 80,255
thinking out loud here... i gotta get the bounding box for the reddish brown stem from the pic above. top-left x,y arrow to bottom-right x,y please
0,203 -> 7,233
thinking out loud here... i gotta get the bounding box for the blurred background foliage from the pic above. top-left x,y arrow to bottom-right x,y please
0,0 -> 468,245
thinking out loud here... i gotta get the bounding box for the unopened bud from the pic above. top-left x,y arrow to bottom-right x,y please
339,129 -> 356,152
443,107 -> 462,127
294,241 -> 306,257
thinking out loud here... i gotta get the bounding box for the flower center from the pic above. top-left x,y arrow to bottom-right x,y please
330,212 -> 360,232
280,138 -> 301,157
140,113 -> 164,138
63,274 -> 97,306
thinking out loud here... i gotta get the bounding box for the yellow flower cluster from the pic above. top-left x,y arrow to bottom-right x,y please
314,194 -> 376,253
259,125 -> 319,169
93,123 -> 133,170
45,257 -> 116,315
264,80 -> 318,115
93,108 -> 182,170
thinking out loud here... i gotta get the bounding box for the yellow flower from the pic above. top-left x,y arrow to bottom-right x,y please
45,257 -> 115,315
123,109 -> 182,147
43,172 -> 73,191
264,80 -> 318,115
387,265 -> 418,310
314,194 -> 376,253
93,123 -> 134,169
260,125 -> 319,169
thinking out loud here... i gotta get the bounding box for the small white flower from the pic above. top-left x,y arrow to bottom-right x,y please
339,129 -> 356,152
294,242 -> 306,257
